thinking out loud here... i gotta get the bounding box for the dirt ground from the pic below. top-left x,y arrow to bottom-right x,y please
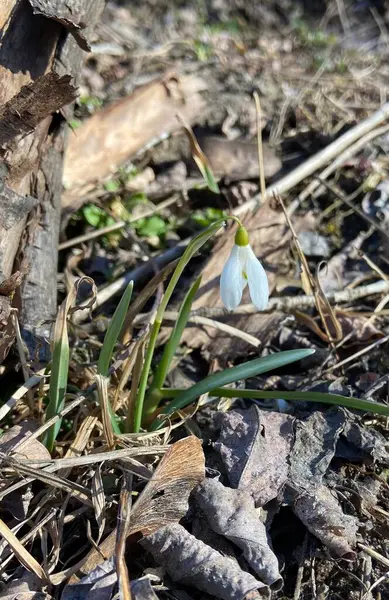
1,1 -> 389,599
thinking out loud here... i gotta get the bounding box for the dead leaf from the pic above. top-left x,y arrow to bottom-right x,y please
290,484 -> 358,560
0,420 -> 51,520
141,523 -> 269,599
130,577 -> 160,600
289,409 -> 346,487
339,419 -> 389,464
0,571 -> 52,600
215,405 -> 294,506
335,310 -> 384,343
62,74 -> 206,209
193,135 -> 281,182
195,479 -> 282,589
0,420 -> 51,461
61,558 -> 116,600
78,436 -> 205,575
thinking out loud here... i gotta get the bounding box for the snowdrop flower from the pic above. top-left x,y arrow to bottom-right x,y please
220,225 -> 269,311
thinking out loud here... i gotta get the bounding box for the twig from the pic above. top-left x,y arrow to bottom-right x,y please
4,445 -> 167,470
358,543 -> 389,569
190,279 -> 389,317
313,177 -> 389,242
296,122 -> 389,205
157,311 -> 261,348
235,101 -> 389,216
324,334 -> 389,373
254,92 -> 267,203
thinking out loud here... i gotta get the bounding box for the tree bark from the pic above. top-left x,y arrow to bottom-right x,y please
0,0 -> 104,362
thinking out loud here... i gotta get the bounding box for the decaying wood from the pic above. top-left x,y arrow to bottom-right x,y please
0,0 -> 104,362
0,73 -> 76,147
28,0 -> 105,51
62,73 -> 207,212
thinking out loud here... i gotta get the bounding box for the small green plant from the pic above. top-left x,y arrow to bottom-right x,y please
46,219 -> 389,451
293,18 -> 337,48
78,95 -> 103,114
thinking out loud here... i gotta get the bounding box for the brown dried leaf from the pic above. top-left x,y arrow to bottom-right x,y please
215,406 -> 294,506
195,479 -> 282,589
0,518 -> 47,580
79,436 -> 205,575
63,74 -> 206,206
141,523 -> 269,600
0,420 -> 51,461
195,135 -> 281,181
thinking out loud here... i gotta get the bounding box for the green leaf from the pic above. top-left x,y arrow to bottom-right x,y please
44,300 -> 71,452
192,207 -> 227,228
97,281 -> 134,377
135,215 -> 167,237
133,218 -> 226,432
82,205 -> 108,227
207,388 -> 389,417
104,179 -> 121,193
97,281 -> 133,435
148,275 -> 202,397
149,349 -> 315,430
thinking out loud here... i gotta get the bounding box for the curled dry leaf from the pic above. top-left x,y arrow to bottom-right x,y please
63,565 -> 166,600
215,405 -> 294,506
195,478 -> 282,589
0,420 -> 51,461
141,523 -> 269,600
78,436 -> 205,575
339,419 -> 389,464
0,571 -> 52,600
289,408 -> 346,487
286,408 -> 358,559
130,577 -> 160,600
61,558 -> 117,600
290,484 -> 358,560
0,420 -> 51,519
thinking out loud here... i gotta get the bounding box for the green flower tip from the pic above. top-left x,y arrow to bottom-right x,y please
234,226 -> 249,247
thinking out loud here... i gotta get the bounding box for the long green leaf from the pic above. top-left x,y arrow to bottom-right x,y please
45,300 -> 71,452
134,219 -> 226,432
97,281 -> 134,377
148,275 -> 202,397
214,388 -> 389,415
158,387 -> 389,417
149,349 -> 315,429
97,281 -> 133,434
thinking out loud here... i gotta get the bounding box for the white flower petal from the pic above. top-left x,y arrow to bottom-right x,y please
246,245 -> 269,310
238,245 -> 249,290
220,245 -> 243,310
